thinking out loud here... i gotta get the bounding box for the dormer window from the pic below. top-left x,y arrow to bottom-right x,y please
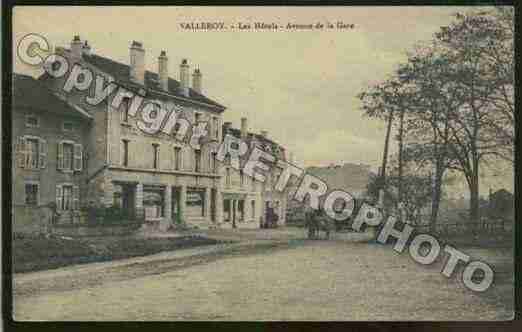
25,114 -> 39,128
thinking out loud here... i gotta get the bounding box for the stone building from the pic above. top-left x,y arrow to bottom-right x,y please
12,73 -> 93,232
12,35 -> 290,231
219,118 -> 288,229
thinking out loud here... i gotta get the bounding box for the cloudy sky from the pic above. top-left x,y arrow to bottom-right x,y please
13,6 -> 512,195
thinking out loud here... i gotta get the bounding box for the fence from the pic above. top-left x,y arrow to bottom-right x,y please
414,218 -> 513,236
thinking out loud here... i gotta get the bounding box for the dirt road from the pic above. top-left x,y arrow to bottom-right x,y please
13,233 -> 513,321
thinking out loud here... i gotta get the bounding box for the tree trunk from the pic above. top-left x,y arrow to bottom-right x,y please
397,109 -> 405,208
429,161 -> 443,233
380,109 -> 395,210
469,169 -> 480,224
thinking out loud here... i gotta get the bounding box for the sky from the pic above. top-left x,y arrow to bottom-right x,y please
12,6 -> 513,196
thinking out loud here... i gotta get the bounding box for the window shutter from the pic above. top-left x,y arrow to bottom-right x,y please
17,136 -> 26,168
74,144 -> 83,171
73,185 -> 80,210
56,185 -> 63,210
57,142 -> 64,170
39,139 -> 47,169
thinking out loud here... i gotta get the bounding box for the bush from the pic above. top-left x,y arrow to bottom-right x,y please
85,205 -> 142,227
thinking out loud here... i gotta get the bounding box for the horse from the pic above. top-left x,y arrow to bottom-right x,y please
306,210 -> 334,240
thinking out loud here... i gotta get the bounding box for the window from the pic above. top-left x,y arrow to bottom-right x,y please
240,170 -> 244,188
17,136 -> 46,169
25,183 -> 39,206
194,112 -> 202,123
186,189 -> 205,217
212,117 -> 219,139
122,140 -> 129,167
251,200 -> 255,219
121,98 -> 130,123
63,143 -> 74,170
143,188 -> 164,219
225,152 -> 231,166
58,141 -> 82,171
152,144 -> 159,169
62,121 -> 73,132
210,152 -> 217,173
59,185 -> 73,210
226,168 -> 231,187
174,147 -> 182,170
194,149 -> 201,172
26,115 -> 39,128
26,138 -> 40,169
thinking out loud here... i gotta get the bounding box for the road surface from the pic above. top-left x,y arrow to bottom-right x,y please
13,232 -> 513,321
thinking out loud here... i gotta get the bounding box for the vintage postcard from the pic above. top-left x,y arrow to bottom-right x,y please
8,5 -> 514,321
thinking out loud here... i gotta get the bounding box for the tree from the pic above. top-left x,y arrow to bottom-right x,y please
359,78 -> 415,213
432,11 -> 514,222
359,9 -> 514,226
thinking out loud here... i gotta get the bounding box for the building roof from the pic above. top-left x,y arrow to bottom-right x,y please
225,126 -> 286,160
12,73 -> 93,121
40,49 -> 226,111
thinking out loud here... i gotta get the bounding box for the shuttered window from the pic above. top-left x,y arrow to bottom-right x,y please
63,143 -> 73,170
56,184 -> 81,211
57,141 -> 82,172
57,184 -> 75,210
17,136 -> 46,169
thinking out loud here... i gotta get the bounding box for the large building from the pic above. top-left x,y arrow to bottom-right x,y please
12,36 -> 289,232
219,118 -> 288,229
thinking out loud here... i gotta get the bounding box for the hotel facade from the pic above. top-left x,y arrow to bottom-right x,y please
12,36 -> 289,232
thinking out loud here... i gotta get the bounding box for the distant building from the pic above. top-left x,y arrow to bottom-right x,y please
219,119 -> 289,228
488,188 -> 514,220
286,162 -> 373,224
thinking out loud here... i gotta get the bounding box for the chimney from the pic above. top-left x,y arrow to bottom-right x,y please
192,68 -> 202,94
240,117 -> 248,140
129,41 -> 145,85
158,50 -> 169,91
261,130 -> 268,138
223,121 -> 232,136
82,40 -> 91,56
70,35 -> 83,62
179,59 -> 190,97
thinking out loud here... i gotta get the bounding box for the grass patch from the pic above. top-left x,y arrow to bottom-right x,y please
13,234 -> 225,273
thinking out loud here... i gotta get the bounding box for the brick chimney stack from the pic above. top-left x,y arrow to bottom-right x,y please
70,35 -> 83,62
129,41 -> 145,85
158,50 -> 169,91
82,40 -> 91,56
179,59 -> 190,97
192,68 -> 202,94
241,117 -> 248,140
